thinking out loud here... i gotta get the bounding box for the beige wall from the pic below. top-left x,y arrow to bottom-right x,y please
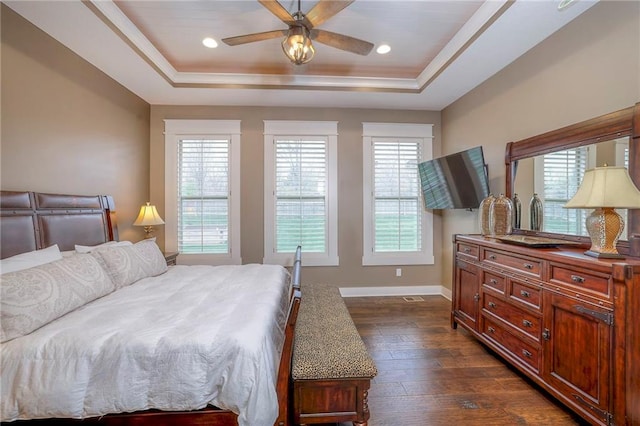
150,106 -> 442,287
441,1 -> 640,289
1,6 -> 151,242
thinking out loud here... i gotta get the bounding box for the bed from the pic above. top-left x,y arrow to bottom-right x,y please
0,191 -> 302,426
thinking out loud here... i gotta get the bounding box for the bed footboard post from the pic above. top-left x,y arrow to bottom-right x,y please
292,245 -> 301,289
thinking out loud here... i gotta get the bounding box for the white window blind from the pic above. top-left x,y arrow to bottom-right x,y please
164,119 -> 241,265
275,138 -> 327,253
178,138 -> 230,254
263,120 -> 338,267
542,147 -> 588,235
373,140 -> 422,252
362,122 -> 434,266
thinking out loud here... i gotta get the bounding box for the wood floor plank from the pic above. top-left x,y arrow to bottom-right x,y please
338,295 -> 589,426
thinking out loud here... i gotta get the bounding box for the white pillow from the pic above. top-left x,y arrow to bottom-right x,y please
75,240 -> 132,254
0,254 -> 115,342
0,245 -> 62,274
93,239 -> 167,289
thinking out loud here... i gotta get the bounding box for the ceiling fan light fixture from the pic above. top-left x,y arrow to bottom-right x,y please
282,25 -> 315,65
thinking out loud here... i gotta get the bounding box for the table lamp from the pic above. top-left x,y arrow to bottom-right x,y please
564,166 -> 640,258
133,202 -> 165,238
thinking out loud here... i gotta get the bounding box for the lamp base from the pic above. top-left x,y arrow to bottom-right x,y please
143,226 -> 155,239
584,207 -> 624,258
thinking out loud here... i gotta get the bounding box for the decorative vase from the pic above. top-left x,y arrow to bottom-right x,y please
489,194 -> 513,236
529,193 -> 543,231
512,193 -> 521,229
479,194 -> 496,236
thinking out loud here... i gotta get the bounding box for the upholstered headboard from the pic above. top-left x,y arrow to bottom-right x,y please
0,191 -> 118,259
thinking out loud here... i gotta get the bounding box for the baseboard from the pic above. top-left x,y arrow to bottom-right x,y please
339,285 -> 450,298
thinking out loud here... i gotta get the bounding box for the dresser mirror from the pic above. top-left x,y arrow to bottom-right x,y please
504,103 -> 640,256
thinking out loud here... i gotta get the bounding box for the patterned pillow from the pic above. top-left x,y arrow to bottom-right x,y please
0,254 -> 115,343
93,239 -> 167,289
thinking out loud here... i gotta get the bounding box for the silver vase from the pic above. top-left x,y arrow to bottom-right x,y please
529,193 -> 543,231
512,193 -> 521,229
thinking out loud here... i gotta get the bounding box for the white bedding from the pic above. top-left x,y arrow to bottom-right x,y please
1,263 -> 291,426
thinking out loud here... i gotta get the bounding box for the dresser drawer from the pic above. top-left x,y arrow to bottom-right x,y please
482,270 -> 506,294
482,316 -> 540,373
549,263 -> 612,297
510,279 -> 542,310
457,242 -> 479,260
483,293 -> 541,341
483,249 -> 543,278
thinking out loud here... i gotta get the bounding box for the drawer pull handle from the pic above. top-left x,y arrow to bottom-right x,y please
464,247 -> 471,253
490,279 -> 498,285
473,293 -> 480,302
520,290 -> 530,298
523,263 -> 533,270
542,328 -> 551,341
522,349 -> 532,358
571,275 -> 585,283
488,301 -> 497,309
487,326 -> 495,333
488,254 -> 497,260
522,319 -> 533,328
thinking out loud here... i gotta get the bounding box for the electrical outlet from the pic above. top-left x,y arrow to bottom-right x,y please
396,268 -> 402,277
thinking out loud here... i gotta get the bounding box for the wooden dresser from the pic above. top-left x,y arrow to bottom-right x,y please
452,234 -> 640,426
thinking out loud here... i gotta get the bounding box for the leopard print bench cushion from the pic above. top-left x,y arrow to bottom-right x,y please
292,283 -> 377,380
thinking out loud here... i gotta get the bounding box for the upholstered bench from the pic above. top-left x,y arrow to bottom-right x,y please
292,283 -> 377,426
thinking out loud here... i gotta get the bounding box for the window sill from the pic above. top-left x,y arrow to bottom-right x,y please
362,254 -> 434,266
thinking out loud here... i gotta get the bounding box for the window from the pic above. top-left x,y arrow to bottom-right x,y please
535,146 -> 590,236
164,120 -> 241,265
362,123 -> 434,266
615,137 -> 630,230
264,121 -> 338,266
615,137 -> 629,168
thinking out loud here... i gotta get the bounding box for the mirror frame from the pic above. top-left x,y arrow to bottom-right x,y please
505,102 -> 640,257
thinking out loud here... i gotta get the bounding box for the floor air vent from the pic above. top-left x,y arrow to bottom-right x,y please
403,296 -> 424,302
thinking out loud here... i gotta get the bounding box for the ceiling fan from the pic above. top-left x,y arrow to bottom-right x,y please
222,0 -> 374,65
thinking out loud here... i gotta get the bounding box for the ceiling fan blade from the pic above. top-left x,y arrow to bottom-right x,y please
258,0 -> 296,26
303,0 -> 355,28
310,29 -> 373,55
222,30 -> 287,46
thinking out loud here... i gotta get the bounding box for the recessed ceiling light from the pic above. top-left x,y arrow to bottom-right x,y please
557,0 -> 577,11
376,44 -> 391,55
202,38 -> 218,48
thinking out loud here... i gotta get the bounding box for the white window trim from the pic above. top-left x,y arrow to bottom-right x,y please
362,122 -> 434,266
263,120 -> 339,267
164,119 -> 242,265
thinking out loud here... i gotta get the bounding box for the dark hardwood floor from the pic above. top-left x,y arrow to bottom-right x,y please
341,295 -> 588,426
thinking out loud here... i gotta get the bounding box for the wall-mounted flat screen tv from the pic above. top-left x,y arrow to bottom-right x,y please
418,146 -> 490,209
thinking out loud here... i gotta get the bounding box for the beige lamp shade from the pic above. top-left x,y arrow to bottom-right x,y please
133,202 -> 165,226
564,166 -> 640,258
564,166 -> 640,209
133,202 -> 164,239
